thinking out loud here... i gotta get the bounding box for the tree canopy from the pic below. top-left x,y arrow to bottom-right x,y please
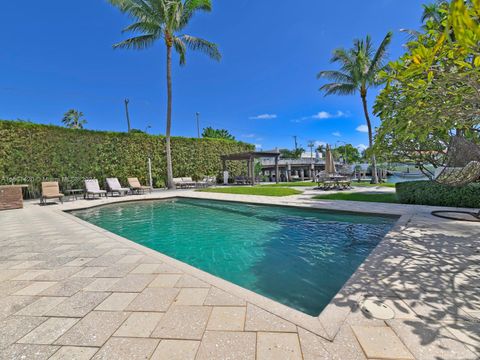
374,0 -> 480,177
202,127 -> 235,140
61,109 -> 87,129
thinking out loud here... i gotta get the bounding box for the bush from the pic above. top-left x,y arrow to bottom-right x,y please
396,181 -> 480,208
0,120 -> 253,197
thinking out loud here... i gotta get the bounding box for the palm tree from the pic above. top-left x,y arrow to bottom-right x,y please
108,0 -> 221,189
62,109 -> 87,129
317,32 -> 392,183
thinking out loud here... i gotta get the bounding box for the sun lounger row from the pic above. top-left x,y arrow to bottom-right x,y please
40,177 -> 152,204
173,176 -> 216,189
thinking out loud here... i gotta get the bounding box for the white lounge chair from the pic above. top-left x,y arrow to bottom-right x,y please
84,179 -> 107,199
106,178 -> 130,197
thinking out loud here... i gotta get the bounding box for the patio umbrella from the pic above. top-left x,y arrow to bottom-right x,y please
325,144 -> 337,174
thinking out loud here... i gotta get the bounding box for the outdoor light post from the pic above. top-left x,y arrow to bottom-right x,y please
196,112 -> 200,139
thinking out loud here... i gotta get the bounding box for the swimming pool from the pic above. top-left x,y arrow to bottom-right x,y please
72,198 -> 397,316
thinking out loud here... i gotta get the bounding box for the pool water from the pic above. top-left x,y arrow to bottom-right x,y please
72,198 -> 397,316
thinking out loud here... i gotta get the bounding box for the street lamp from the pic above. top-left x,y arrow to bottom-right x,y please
195,112 -> 200,139
144,125 -> 152,134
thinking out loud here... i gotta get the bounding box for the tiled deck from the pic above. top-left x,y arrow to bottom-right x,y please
0,189 -> 479,359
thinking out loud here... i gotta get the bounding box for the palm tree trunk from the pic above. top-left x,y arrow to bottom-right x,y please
165,43 -> 174,189
361,92 -> 379,184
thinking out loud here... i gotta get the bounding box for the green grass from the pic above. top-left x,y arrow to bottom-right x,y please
313,192 -> 398,203
197,186 -> 302,197
263,181 -> 396,188
263,181 -> 317,187
354,181 -> 396,188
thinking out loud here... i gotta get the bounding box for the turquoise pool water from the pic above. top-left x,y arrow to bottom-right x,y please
72,198 -> 397,316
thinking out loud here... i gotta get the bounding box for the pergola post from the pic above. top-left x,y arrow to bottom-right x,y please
275,155 -> 279,184
250,156 -> 255,185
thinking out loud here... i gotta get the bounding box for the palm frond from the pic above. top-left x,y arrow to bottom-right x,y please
122,20 -> 161,35
319,83 -> 357,96
316,70 -> 353,83
181,35 -> 221,61
180,0 -> 212,29
367,32 -> 393,80
173,36 -> 187,65
113,34 -> 158,50
108,0 -> 157,21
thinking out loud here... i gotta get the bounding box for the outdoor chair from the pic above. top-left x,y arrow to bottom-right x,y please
128,177 -> 152,194
173,177 -> 196,189
84,179 -> 107,199
40,181 -> 64,205
106,178 -> 130,197
195,176 -> 216,188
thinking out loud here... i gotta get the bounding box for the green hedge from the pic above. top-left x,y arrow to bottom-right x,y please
396,181 -> 480,208
0,120 -> 253,197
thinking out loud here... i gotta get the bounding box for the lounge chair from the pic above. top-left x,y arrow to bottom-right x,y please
40,181 -> 64,205
196,176 -> 216,188
173,177 -> 196,189
84,179 -> 107,199
106,178 -> 130,197
128,177 -> 152,194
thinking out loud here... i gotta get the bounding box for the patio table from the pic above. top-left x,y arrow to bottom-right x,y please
64,189 -> 84,201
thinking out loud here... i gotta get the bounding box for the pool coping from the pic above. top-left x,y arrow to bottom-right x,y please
53,191 -> 414,341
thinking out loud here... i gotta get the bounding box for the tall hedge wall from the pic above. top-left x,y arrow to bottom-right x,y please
396,180 -> 480,208
0,120 -> 253,196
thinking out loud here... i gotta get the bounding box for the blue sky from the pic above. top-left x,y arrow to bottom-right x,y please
0,0 -> 426,151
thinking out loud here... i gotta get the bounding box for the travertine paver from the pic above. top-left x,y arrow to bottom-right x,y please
351,325 -> 414,359
0,190 -> 479,359
126,288 -> 179,312
95,292 -> 138,311
91,337 -> 159,360
47,291 -> 110,317
13,281 -> 58,295
15,296 -> 67,316
18,317 -> 79,345
114,312 -> 163,337
49,346 -> 99,360
206,306 -> 246,331
173,288 -> 209,305
257,332 -> 303,360
149,274 -> 181,287
151,340 -> 200,360
55,311 -> 130,347
204,287 -> 246,306
0,315 -> 48,349
151,305 -> 212,340
195,331 -> 256,360
0,343 -> 60,360
245,304 -> 297,332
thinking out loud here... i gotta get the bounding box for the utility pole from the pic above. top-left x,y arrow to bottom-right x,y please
196,112 -> 200,139
293,136 -> 298,150
124,99 -> 131,133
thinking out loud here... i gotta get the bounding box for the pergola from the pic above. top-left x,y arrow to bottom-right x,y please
221,151 -> 281,185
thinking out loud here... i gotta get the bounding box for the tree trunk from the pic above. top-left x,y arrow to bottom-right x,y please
165,43 -> 174,189
361,91 -> 379,184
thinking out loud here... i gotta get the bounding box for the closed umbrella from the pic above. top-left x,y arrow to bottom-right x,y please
325,145 -> 337,174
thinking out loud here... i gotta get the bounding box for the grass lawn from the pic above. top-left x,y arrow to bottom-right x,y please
313,192 -> 398,203
263,181 -> 396,188
354,181 -> 396,188
197,186 -> 302,197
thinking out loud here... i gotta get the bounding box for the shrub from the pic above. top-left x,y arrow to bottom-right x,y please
0,120 -> 253,197
396,181 -> 480,208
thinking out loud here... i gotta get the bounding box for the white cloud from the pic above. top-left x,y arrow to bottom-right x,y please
242,134 -> 257,138
356,144 -> 368,151
312,110 -> 348,120
249,114 -> 277,120
332,131 -> 341,137
356,125 -> 369,133
254,144 -> 263,150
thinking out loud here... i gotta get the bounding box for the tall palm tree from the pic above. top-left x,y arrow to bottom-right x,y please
62,109 -> 87,129
317,32 -> 392,183
108,0 -> 221,189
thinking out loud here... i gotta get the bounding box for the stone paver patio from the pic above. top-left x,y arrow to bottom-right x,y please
0,189 -> 479,359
